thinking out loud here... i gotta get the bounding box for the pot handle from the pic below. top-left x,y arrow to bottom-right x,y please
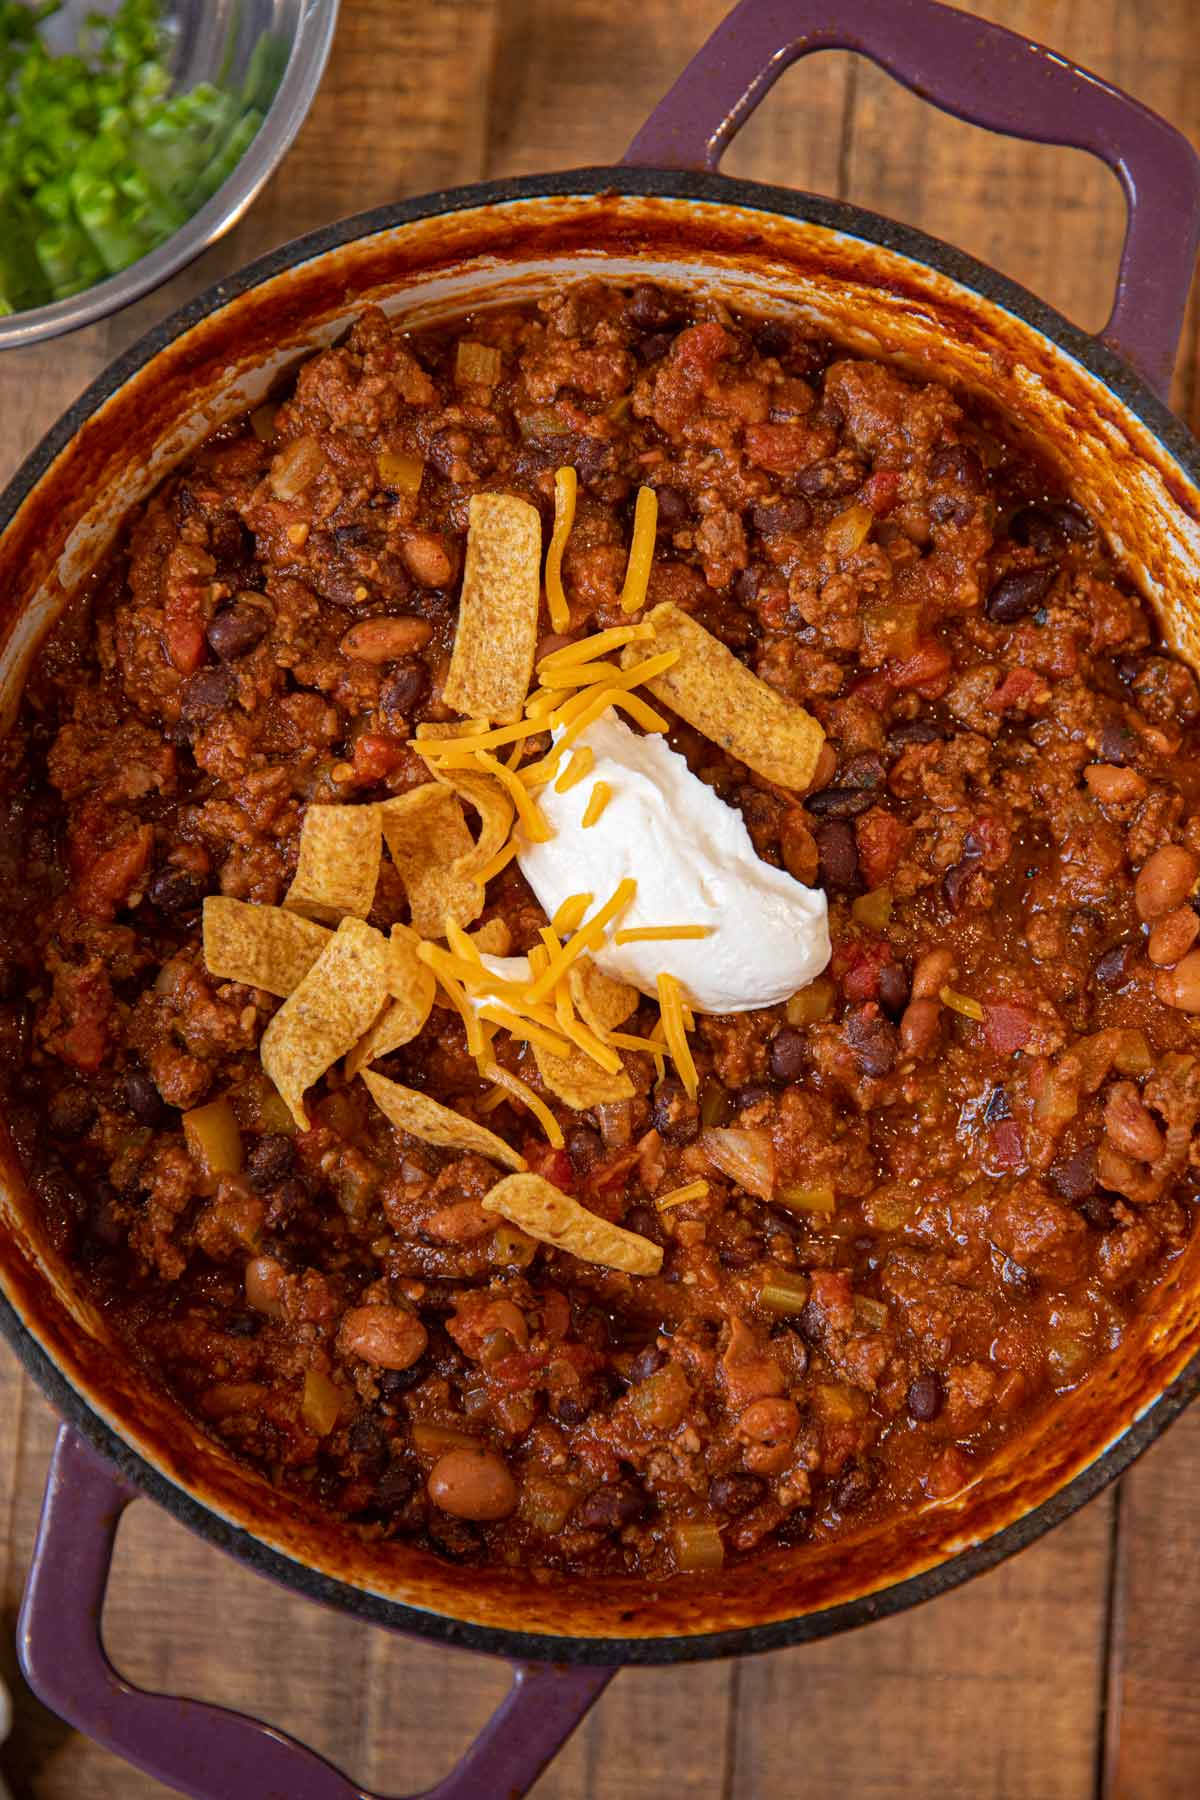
18,1428 -> 615,1800
623,0 -> 1200,397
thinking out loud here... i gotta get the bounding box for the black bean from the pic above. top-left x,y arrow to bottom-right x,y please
652,1074 -> 700,1144
379,659 -> 429,721
732,567 -> 760,607
378,1361 -> 428,1398
179,665 -> 236,722
47,1085 -> 95,1139
147,864 -> 206,920
942,856 -> 980,914
376,1456 -> 420,1508
796,1299 -> 825,1346
752,498 -> 811,537
906,1373 -> 943,1421
624,1205 -> 660,1242
1098,720 -> 1136,766
709,1472 -> 766,1514
247,1132 -> 295,1190
1095,942 -> 1137,988
636,330 -> 676,365
754,320 -> 793,360
574,1481 -> 646,1532
736,1083 -> 771,1109
654,484 -> 690,529
1001,1256 -> 1037,1297
206,599 -> 269,661
768,1026 -> 806,1083
795,458 -> 863,499
984,1085 -> 1013,1125
876,963 -> 909,1017
806,785 -> 874,819
567,1124 -> 603,1172
840,752 -> 886,789
832,1460 -> 877,1512
1049,1144 -> 1097,1202
1011,500 -> 1092,551
1080,1193 -> 1117,1231
845,1005 -> 899,1078
265,1177 -> 309,1227
0,955 -> 26,1001
627,283 -> 677,331
124,1064 -> 171,1127
816,820 -> 859,890
888,719 -> 943,747
985,564 -> 1056,623
226,1311 -> 261,1338
929,444 -> 986,491
552,1394 -> 588,1427
629,1344 -> 666,1383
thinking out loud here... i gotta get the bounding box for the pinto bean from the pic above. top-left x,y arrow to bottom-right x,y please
427,1447 -> 517,1521
780,808 -> 819,884
1104,1081 -> 1165,1164
206,598 -> 270,661
401,530 -> 457,589
1147,906 -> 1200,967
816,819 -> 858,890
338,1304 -> 428,1370
1084,763 -> 1147,807
1155,950 -> 1200,1012
1136,844 -> 1199,921
380,659 -> 429,719
911,947 -> 955,999
899,997 -> 940,1059
339,616 -> 434,663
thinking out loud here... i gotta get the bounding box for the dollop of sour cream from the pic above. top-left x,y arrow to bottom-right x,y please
515,713 -> 830,1013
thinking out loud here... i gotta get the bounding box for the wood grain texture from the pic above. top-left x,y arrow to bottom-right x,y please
1,2 -> 1200,1796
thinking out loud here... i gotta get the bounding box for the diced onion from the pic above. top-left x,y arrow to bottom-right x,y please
673,1521 -> 725,1573
701,1126 -> 774,1201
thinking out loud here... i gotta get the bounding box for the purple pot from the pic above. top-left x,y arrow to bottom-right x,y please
3,2 -> 1200,1795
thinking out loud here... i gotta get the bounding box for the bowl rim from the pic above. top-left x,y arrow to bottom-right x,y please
3,162 -> 1200,1666
0,0 -> 342,352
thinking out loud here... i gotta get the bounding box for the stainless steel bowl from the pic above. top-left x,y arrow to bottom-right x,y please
0,0 -> 339,351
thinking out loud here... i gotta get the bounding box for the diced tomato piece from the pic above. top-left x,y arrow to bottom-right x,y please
848,670 -> 895,712
491,1350 -> 551,1390
984,666 -> 1045,714
756,586 -> 790,630
536,1287 -> 571,1343
863,469 -> 900,515
835,936 -> 893,1004
163,583 -> 206,675
743,420 -> 819,475
983,1001 -> 1038,1054
352,733 -> 408,781
523,1142 -> 575,1194
671,320 -> 731,379
62,971 -> 112,1073
985,1119 -> 1028,1175
856,806 -> 910,889
888,638 -> 952,699
76,823 -> 154,921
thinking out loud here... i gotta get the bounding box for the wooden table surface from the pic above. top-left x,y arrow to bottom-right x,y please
3,2 -> 1200,1794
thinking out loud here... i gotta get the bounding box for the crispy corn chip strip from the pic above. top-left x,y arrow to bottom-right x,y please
441,769 -> 514,875
202,896 -> 330,998
568,958 -> 639,1036
380,786 -> 483,938
533,1040 -> 634,1110
344,925 -> 437,1079
481,1173 -> 662,1276
626,602 -> 825,790
362,1069 -> 525,1171
443,492 -> 542,724
283,803 -> 382,924
261,918 -> 394,1129
471,917 -> 513,956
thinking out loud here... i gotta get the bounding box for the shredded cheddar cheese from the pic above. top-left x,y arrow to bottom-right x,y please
614,925 -> 713,944
551,892 -> 593,934
619,485 -> 659,614
544,466 -> 577,634
656,1180 -> 709,1211
656,971 -> 698,1099
481,1061 -> 565,1148
554,746 -> 595,793
581,782 -> 613,828
537,621 -> 654,673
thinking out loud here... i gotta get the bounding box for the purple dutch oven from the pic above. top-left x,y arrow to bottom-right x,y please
3,2 -> 1200,1795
